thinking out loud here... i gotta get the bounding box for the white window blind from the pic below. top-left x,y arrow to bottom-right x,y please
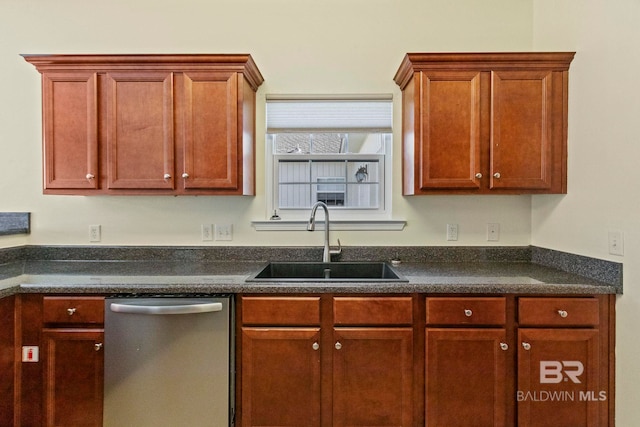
266,96 -> 393,132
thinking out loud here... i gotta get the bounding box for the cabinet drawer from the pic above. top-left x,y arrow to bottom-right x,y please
426,297 -> 506,326
43,296 -> 104,325
241,296 -> 321,325
333,297 -> 413,325
518,297 -> 599,326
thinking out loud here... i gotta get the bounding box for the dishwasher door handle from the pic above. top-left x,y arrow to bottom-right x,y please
110,301 -> 223,315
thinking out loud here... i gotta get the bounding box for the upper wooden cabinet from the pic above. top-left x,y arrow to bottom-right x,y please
23,54 -> 264,195
394,52 -> 574,195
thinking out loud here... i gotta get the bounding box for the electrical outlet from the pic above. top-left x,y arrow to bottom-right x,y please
201,224 -> 213,241
487,223 -> 500,241
608,230 -> 624,256
446,224 -> 458,241
89,225 -> 101,242
215,224 -> 233,241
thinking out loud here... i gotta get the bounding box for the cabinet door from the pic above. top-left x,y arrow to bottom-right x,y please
42,72 -> 99,190
418,71 -> 483,190
181,71 -> 239,190
333,328 -> 413,427
105,71 -> 175,189
241,327 -> 321,427
490,70 -> 555,191
42,329 -> 104,427
425,328 -> 509,427
518,328 -> 604,427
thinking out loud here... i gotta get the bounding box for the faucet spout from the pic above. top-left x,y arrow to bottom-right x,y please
307,201 -> 341,262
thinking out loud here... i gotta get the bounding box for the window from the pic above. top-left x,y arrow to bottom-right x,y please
265,96 -> 393,222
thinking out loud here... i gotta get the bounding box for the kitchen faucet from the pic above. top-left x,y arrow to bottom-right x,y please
307,201 -> 342,262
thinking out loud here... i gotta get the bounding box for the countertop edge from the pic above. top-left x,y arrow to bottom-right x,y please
5,276 -> 618,296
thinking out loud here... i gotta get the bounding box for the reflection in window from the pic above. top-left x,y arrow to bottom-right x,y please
273,133 -> 386,211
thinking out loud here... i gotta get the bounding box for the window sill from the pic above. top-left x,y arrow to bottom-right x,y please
251,219 -> 406,231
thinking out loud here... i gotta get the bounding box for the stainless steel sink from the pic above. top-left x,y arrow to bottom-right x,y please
245,261 -> 407,282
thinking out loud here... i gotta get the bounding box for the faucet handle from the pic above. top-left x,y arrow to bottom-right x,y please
330,239 -> 342,256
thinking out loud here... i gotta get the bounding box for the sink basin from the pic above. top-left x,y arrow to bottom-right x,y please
246,262 -> 408,282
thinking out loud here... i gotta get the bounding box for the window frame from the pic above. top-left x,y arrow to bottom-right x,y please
254,94 -> 405,230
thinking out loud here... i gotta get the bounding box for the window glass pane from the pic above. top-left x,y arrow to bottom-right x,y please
275,157 -> 382,210
278,160 -> 310,183
310,134 -> 345,153
278,184 -> 311,208
346,183 -> 379,208
347,160 -> 379,183
273,134 -> 311,154
346,133 -> 385,154
273,132 -> 387,155
315,178 -> 346,206
311,161 -> 346,182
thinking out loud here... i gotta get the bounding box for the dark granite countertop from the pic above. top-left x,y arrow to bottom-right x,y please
0,245 -> 622,297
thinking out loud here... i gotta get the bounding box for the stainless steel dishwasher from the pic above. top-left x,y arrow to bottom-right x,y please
104,296 -> 233,426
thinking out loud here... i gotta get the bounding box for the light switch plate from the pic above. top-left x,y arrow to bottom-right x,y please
215,224 -> 233,241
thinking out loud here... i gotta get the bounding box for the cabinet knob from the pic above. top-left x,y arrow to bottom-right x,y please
500,342 -> 509,351
85,174 -> 95,180
558,310 -> 568,318
94,343 -> 103,352
67,308 -> 76,316
182,173 -> 189,179
522,342 -> 531,350
163,173 -> 171,180
464,309 -> 473,317
335,341 -> 342,350
475,173 -> 483,179
493,172 -> 501,179
312,342 -> 319,351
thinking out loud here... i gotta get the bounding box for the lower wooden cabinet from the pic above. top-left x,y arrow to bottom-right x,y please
239,294 -> 614,427
13,293 -> 613,427
517,297 -> 611,427
238,296 -> 415,427
425,296 -> 510,427
517,328 -> 602,427
42,296 -> 105,427
425,328 -> 509,426
241,327 -> 322,426
42,329 -> 104,427
16,295 -> 104,426
333,328 -> 413,426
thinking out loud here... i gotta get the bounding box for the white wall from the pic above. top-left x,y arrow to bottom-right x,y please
0,0 -> 533,247
532,0 -> 639,424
